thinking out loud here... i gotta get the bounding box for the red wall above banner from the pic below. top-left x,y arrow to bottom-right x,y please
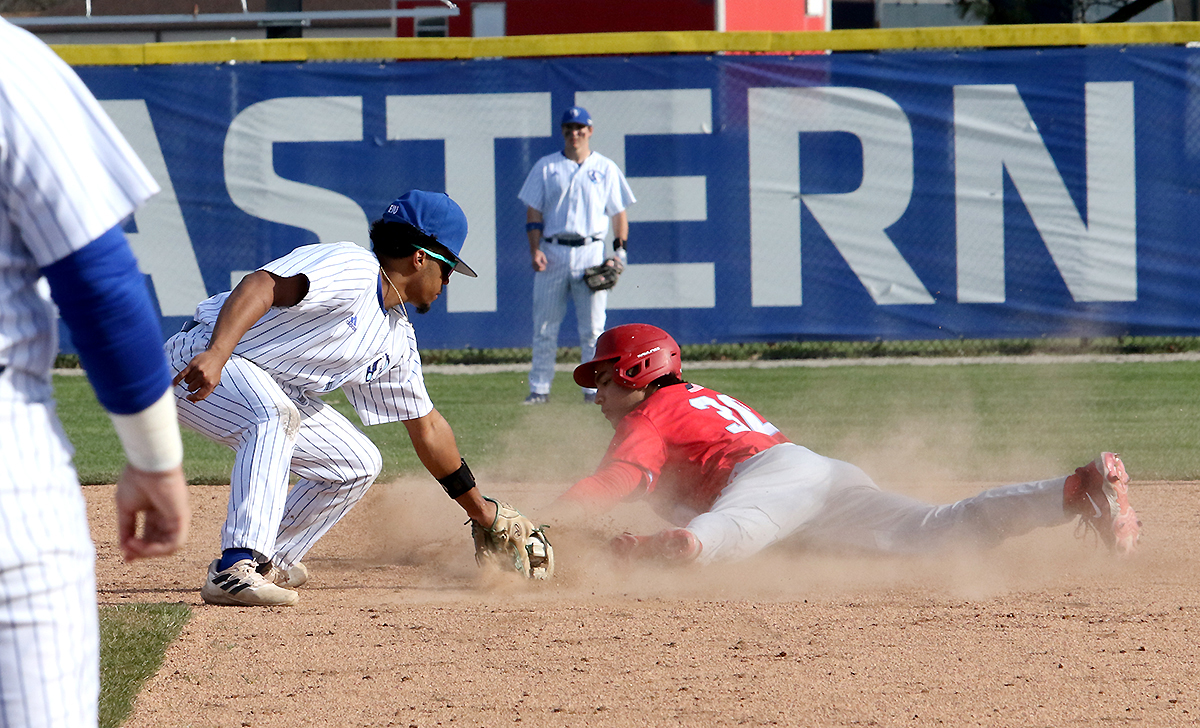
394,0 -> 827,38
725,0 -> 828,32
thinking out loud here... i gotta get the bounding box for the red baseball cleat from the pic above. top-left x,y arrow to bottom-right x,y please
609,528 -> 701,563
1064,452 -> 1140,555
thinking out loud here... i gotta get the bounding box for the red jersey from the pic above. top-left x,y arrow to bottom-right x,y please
561,382 -> 790,522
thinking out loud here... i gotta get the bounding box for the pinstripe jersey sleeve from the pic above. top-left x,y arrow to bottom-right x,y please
0,20 -> 159,267
600,155 -> 636,217
517,154 -> 550,212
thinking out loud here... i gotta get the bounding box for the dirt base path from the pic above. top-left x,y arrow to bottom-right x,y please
87,478 -> 1199,727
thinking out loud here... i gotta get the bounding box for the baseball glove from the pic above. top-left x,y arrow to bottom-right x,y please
471,498 -> 554,580
583,257 -> 624,292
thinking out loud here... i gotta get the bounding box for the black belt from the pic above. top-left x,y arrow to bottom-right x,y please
544,236 -> 601,247
181,319 -> 201,332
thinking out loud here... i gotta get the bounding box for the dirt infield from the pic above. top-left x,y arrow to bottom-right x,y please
87,476 -> 1199,728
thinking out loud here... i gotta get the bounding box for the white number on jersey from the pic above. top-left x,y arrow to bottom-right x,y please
689,394 -> 781,435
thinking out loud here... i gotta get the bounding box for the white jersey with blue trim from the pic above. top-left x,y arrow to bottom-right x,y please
0,18 -> 159,392
518,150 -> 635,239
192,242 -> 433,424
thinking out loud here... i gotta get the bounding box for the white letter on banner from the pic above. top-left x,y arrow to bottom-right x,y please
749,87 -> 932,307
576,89 -> 715,309
100,100 -> 208,316
954,83 -> 1136,303
388,93 -> 550,313
225,97 -> 369,248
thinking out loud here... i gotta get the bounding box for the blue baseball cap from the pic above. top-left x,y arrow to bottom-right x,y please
561,106 -> 592,127
381,190 -> 477,278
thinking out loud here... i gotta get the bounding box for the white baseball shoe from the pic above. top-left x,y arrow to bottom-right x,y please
201,559 -> 299,606
257,560 -> 309,589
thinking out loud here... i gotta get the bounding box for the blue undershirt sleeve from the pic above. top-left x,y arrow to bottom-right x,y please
40,224 -> 172,415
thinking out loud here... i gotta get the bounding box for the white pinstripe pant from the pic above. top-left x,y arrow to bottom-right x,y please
1,392 -> 98,728
530,240 -> 607,395
166,327 -> 383,569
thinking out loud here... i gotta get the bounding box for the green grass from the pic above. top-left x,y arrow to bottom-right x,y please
99,602 -> 192,728
58,358 -> 1200,484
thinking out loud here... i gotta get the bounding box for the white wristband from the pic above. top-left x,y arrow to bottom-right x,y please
108,389 -> 184,473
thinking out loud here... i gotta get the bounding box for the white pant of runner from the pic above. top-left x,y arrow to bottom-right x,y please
0,391 -> 98,728
530,240 -> 607,396
166,327 -> 382,569
687,443 -> 1070,565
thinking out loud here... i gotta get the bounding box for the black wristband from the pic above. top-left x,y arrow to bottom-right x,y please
437,459 -> 476,499
613,238 -> 626,250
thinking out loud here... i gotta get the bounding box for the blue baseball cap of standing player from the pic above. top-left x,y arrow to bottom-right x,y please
381,190 -> 477,278
561,105 -> 592,127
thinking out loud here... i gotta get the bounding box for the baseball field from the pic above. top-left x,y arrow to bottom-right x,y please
66,357 -> 1200,727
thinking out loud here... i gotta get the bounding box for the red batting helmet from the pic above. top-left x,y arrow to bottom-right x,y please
574,324 -> 682,389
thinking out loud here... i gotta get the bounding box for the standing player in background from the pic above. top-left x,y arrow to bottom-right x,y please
0,17 -> 190,728
519,106 -> 636,405
550,324 -> 1140,565
169,190 -> 538,606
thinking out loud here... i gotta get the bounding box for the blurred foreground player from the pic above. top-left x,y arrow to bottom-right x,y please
552,323 -> 1140,565
0,17 -> 189,727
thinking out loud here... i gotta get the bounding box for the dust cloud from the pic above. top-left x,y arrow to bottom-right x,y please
361,378 -> 1129,604
363,471 -> 1125,607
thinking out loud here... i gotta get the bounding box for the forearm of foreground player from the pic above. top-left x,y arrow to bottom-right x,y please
110,391 -> 189,560
403,410 -> 495,526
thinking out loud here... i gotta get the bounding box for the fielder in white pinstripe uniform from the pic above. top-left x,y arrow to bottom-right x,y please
519,106 -> 635,405
0,18 -> 190,728
169,190 -> 515,606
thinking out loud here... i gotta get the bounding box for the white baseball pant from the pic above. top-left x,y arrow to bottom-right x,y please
166,326 -> 382,569
0,396 -> 98,728
686,443 -> 1071,565
530,240 -> 607,396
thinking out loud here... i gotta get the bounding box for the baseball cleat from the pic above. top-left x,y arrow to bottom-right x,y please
609,528 -> 701,564
522,392 -> 550,405
202,559 -> 299,606
1065,452 -> 1141,555
256,560 -> 309,589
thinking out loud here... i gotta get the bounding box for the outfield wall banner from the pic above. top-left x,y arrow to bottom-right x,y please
71,47 -> 1200,349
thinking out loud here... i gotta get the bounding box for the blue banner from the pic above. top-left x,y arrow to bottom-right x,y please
70,47 -> 1200,349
